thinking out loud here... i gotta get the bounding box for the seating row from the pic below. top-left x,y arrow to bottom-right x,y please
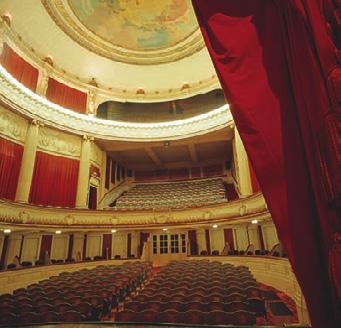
0,261 -> 152,325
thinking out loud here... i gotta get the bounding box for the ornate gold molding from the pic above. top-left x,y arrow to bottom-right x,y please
38,126 -> 82,158
0,104 -> 28,143
0,66 -> 232,141
0,193 -> 269,229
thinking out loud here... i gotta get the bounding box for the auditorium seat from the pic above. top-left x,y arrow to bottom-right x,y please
113,178 -> 228,210
116,260 -> 263,326
0,261 -> 152,324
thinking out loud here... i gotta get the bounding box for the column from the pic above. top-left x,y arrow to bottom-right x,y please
75,135 -> 93,208
15,120 -> 42,203
36,67 -> 49,97
233,128 -> 253,197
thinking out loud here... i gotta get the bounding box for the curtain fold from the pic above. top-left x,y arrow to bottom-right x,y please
46,78 -> 87,113
29,151 -> 79,207
0,137 -> 23,200
188,230 -> 198,255
191,1 -> 339,326
0,44 -> 39,91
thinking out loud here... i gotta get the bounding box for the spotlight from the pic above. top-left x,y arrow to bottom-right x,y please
251,220 -> 259,225
55,230 -> 62,234
3,229 -> 11,234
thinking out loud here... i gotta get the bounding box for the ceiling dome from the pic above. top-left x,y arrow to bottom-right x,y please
0,0 -> 219,101
68,0 -> 198,51
42,0 -> 205,65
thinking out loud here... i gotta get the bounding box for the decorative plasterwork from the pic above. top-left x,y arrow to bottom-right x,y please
0,104 -> 28,143
0,193 -> 269,229
0,14 -> 220,102
38,126 -> 81,158
89,142 -> 103,167
0,66 -> 232,141
42,0 -> 205,65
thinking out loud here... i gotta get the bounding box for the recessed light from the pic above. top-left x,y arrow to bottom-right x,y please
55,230 -> 62,234
111,229 -> 117,233
251,220 -> 259,225
3,229 -> 11,234
212,224 -> 218,229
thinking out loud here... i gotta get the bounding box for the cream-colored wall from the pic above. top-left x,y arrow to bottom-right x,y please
112,231 -> 127,258
262,222 -> 279,250
196,229 -> 207,254
72,233 -> 84,260
247,225 -> 261,249
21,234 -> 40,263
51,235 -> 69,260
86,234 -> 102,258
233,226 -> 249,251
6,234 -> 22,266
210,228 -> 225,253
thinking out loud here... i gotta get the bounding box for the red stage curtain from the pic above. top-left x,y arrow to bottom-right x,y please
88,186 -> 97,210
188,230 -> 198,255
46,78 -> 87,113
0,137 -> 23,200
191,1 -> 339,326
0,44 -> 38,91
225,183 -> 238,201
29,151 -> 79,207
224,228 -> 234,251
102,234 -> 112,260
39,235 -> 52,260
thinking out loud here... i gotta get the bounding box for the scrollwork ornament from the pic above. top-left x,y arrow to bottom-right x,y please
19,211 -> 30,224
239,205 -> 247,216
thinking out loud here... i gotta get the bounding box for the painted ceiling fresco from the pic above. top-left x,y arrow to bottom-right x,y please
68,0 -> 198,51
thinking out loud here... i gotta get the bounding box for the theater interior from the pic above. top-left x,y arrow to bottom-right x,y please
0,1 -> 340,328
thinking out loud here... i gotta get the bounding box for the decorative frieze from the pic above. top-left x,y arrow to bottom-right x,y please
0,193 -> 270,229
38,126 -> 81,158
0,105 -> 28,143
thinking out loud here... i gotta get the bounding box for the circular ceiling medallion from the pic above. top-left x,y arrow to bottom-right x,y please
42,0 -> 205,65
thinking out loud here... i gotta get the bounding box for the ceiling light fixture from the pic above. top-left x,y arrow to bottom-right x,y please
3,229 -> 11,234
55,230 -> 62,234
251,220 -> 259,225
162,228 -> 168,232
212,224 -> 218,229
111,229 -> 117,233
